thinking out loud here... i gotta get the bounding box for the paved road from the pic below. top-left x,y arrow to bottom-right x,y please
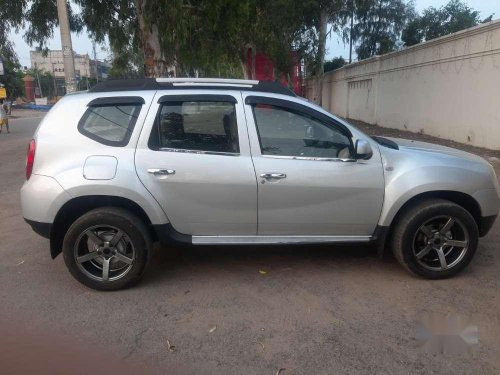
1,113 -> 499,374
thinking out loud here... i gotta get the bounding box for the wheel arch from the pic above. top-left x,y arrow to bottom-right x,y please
50,195 -> 157,259
391,190 -> 481,226
377,190 -> 482,256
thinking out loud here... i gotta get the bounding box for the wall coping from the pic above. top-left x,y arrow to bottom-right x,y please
325,17 -> 500,77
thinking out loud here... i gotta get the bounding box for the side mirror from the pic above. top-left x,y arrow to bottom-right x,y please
355,139 -> 373,160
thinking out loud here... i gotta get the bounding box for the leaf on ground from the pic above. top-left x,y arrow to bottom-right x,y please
276,368 -> 286,375
167,339 -> 176,352
259,270 -> 267,275
16,260 -> 25,266
209,325 -> 217,333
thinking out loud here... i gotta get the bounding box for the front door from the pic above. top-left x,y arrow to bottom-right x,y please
135,92 -> 257,235
244,95 -> 384,236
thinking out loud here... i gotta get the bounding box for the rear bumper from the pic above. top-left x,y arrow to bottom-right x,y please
479,215 -> 497,237
24,219 -> 51,239
21,174 -> 71,223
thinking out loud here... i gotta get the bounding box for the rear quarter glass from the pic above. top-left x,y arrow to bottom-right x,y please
78,104 -> 142,147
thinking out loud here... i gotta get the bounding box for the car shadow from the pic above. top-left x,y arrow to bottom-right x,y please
140,242 -> 398,287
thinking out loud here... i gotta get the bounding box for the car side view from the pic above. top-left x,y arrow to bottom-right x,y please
21,78 -> 500,290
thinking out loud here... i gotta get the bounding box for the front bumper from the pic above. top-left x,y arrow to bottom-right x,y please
473,189 -> 500,218
24,219 -> 51,239
479,215 -> 498,237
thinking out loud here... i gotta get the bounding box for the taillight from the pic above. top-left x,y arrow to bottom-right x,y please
26,139 -> 36,180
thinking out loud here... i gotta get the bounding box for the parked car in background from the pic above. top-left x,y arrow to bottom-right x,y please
21,78 -> 500,290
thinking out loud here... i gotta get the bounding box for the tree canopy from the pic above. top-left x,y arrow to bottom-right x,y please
338,0 -> 411,60
0,28 -> 24,99
0,0 -> 340,79
0,0 -> 82,47
324,56 -> 346,72
0,0 -> 492,84
402,0 -> 493,47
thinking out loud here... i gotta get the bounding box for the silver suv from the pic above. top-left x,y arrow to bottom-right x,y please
21,78 -> 500,290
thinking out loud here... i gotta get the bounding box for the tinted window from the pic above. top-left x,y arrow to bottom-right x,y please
158,101 -> 239,153
252,104 -> 352,158
78,104 -> 141,146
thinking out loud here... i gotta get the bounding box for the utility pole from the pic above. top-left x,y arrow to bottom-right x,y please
56,0 -> 77,93
92,42 -> 99,83
35,71 -> 43,97
349,0 -> 354,64
315,8 -> 328,106
52,64 -> 57,97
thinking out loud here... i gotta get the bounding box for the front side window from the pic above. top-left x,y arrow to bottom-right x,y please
252,104 -> 352,159
157,101 -> 239,154
79,104 -> 141,146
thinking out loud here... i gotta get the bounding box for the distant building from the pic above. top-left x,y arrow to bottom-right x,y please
91,59 -> 111,80
30,50 -> 111,80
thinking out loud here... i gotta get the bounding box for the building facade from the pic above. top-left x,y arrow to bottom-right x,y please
30,50 -> 110,80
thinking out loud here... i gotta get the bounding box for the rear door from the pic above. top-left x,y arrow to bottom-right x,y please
135,92 -> 257,235
243,94 -> 384,236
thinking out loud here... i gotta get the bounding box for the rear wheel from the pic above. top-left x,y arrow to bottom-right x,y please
391,199 -> 478,279
63,207 -> 152,290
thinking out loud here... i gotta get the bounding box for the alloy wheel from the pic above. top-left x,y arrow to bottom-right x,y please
412,216 -> 469,271
74,225 -> 135,282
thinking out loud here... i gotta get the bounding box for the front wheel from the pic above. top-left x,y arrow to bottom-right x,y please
391,199 -> 479,279
62,207 -> 152,291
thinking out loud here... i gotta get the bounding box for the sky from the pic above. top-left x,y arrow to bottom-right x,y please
8,0 -> 500,68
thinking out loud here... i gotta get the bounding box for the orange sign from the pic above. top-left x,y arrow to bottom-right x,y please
0,87 -> 6,99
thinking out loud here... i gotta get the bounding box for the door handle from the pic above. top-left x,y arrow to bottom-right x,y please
260,172 -> 287,180
147,168 -> 176,176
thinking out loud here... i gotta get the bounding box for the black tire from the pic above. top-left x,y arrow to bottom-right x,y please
63,207 -> 152,291
391,198 -> 479,279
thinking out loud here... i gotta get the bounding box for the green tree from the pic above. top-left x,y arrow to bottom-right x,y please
25,68 -> 59,99
346,0 -> 411,60
148,0 -> 318,79
6,0 -> 319,78
0,33 -> 24,99
304,0 -> 349,104
324,56 -> 346,72
402,0 -> 493,47
77,0 -> 318,79
75,0 -> 146,77
0,0 -> 347,82
0,1 -> 82,48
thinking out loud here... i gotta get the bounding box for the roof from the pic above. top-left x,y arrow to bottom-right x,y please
88,78 -> 296,97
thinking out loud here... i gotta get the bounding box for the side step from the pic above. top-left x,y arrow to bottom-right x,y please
154,223 -> 389,248
192,235 -> 371,245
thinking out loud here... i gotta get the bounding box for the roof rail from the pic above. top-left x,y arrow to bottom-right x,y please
89,78 -> 296,97
156,78 -> 259,86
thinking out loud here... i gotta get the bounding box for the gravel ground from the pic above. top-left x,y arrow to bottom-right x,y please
0,114 -> 499,375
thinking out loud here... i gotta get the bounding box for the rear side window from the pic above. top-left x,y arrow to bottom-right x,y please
78,99 -> 142,146
156,101 -> 239,154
